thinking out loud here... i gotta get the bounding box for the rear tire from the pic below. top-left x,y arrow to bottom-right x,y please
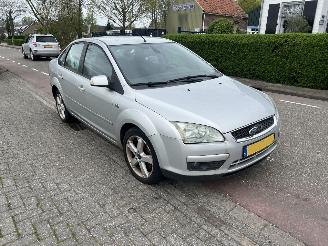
54,91 -> 73,123
123,127 -> 163,184
22,49 -> 27,59
30,50 -> 37,61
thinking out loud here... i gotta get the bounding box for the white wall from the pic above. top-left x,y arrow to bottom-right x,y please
259,0 -> 328,34
259,0 -> 283,34
313,0 -> 328,33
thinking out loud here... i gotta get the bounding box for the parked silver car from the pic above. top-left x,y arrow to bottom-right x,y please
22,34 -> 60,61
49,36 -> 280,184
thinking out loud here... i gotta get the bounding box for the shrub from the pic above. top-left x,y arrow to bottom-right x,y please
12,39 -> 24,46
15,35 -> 26,39
165,34 -> 328,89
285,15 -> 311,33
5,39 -> 13,45
207,18 -> 234,34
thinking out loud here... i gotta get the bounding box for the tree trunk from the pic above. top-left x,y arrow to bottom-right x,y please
77,0 -> 83,38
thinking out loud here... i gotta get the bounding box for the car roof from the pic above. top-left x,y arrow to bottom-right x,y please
76,36 -> 173,46
32,34 -> 55,37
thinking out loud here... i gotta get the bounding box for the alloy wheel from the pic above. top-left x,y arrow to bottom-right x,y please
125,136 -> 154,178
55,93 -> 66,120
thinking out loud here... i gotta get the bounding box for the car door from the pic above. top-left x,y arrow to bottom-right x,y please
23,36 -> 32,53
79,43 -> 122,140
22,36 -> 29,52
58,42 -> 88,117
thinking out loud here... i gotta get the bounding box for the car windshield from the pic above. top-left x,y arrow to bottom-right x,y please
109,42 -> 221,86
36,36 -> 57,43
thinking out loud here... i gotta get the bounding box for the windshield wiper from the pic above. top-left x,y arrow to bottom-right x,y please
167,74 -> 220,83
131,81 -> 169,87
131,74 -> 220,88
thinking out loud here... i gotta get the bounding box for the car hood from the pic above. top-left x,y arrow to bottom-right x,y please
135,76 -> 275,133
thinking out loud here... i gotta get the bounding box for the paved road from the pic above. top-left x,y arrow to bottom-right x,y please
1,46 -> 328,245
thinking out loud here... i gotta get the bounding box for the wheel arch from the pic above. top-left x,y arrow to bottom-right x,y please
116,109 -> 160,145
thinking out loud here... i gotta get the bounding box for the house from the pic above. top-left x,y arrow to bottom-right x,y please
166,0 -> 248,33
259,0 -> 328,34
247,6 -> 261,34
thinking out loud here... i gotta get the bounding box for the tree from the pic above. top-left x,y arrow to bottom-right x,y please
24,0 -> 59,29
0,0 -> 26,37
285,15 -> 311,33
91,0 -> 146,33
207,18 -> 235,34
238,0 -> 261,13
21,16 -> 34,26
85,2 -> 97,35
25,0 -> 84,45
145,0 -> 172,28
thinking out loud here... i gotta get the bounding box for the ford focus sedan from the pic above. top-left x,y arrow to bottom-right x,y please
49,36 -> 280,184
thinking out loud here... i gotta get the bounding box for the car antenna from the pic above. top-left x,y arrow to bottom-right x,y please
136,31 -> 146,43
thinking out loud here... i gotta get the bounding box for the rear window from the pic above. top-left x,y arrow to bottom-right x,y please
36,36 -> 57,43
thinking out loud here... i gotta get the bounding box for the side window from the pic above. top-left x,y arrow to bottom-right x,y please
82,44 -> 113,79
58,47 -> 69,66
65,42 -> 84,73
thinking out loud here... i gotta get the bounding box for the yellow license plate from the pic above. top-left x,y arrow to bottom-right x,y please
243,134 -> 275,158
44,45 -> 52,48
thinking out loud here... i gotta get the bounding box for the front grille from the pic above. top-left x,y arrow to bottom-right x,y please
231,116 -> 274,140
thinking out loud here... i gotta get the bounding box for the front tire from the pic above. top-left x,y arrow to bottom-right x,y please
55,91 -> 73,123
123,128 -> 163,184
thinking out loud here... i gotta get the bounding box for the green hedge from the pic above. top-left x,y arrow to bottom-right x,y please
165,34 -> 328,90
5,38 -> 24,46
7,35 -> 26,40
12,39 -> 24,46
5,39 -> 13,45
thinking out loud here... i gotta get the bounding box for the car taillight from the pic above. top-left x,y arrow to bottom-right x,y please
32,42 -> 37,47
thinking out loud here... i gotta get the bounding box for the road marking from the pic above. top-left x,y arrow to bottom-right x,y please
12,60 -> 16,63
279,99 -> 320,109
41,72 -> 49,76
17,63 -> 20,65
22,65 -> 28,68
32,68 -> 39,72
6,58 -> 10,60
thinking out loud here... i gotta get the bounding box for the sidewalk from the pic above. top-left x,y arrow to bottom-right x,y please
0,43 -> 21,50
234,77 -> 328,102
0,69 -> 304,245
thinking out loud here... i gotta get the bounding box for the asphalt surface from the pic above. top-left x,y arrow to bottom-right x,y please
1,46 -> 328,245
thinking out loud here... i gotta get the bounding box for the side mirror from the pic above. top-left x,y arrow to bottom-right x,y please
90,75 -> 109,87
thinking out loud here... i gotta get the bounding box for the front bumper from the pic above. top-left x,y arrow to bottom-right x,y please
152,116 -> 279,177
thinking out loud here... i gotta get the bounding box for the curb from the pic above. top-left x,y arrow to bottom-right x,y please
234,77 -> 328,102
0,43 -> 21,50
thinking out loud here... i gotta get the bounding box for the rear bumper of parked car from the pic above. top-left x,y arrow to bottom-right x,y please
32,49 -> 60,57
152,116 -> 280,178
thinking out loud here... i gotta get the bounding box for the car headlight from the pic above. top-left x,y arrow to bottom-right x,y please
171,122 -> 225,144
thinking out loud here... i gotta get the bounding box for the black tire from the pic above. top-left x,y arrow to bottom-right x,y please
123,127 -> 163,184
54,90 -> 73,123
30,50 -> 37,61
22,49 -> 28,59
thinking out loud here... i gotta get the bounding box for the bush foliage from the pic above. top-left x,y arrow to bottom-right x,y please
207,19 -> 234,34
165,34 -> 328,89
285,16 -> 311,33
5,38 -> 24,46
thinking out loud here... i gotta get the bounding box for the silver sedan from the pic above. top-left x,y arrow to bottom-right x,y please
49,36 -> 280,184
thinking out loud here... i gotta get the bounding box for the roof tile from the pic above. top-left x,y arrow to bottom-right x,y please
196,0 -> 247,18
